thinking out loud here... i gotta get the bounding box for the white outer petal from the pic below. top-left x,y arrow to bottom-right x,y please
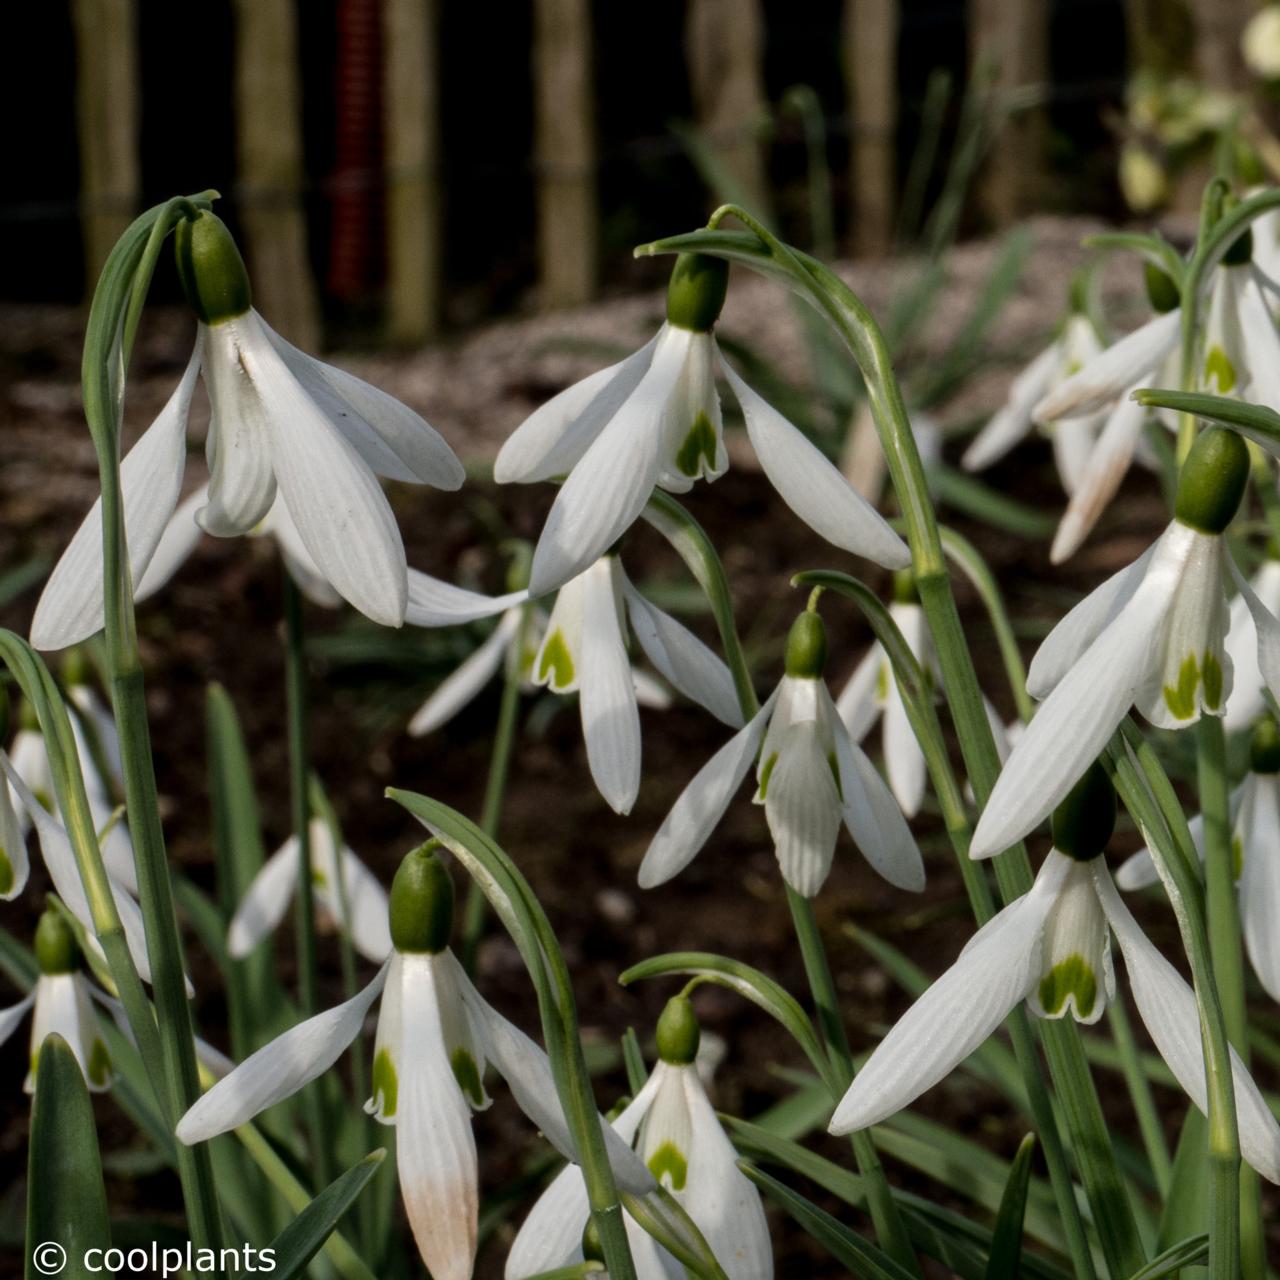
0,992 -> 35,1047
1239,774 -> 1280,1001
1228,553 -> 1280,716
763,722 -> 842,897
1050,415 -> 1099,497
0,768 -> 29,901
227,836 -> 300,958
324,844 -> 392,964
834,646 -> 883,743
724,363 -> 909,570
135,484 -> 208,603
261,495 -> 344,608
1224,563 -> 1280,731
404,573 -> 529,627
962,342 -> 1060,472
408,610 -> 521,736
830,853 -> 1070,1132
1094,867 -> 1280,1183
30,343 -> 200,650
176,962 -> 389,1142
622,576 -> 743,728
638,689 -> 779,889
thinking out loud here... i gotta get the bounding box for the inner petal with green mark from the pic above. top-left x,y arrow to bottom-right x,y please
756,752 -> 778,801
647,1140 -> 689,1191
372,1047 -> 398,1118
451,1047 -> 486,1108
0,850 -> 12,897
1203,345 -> 1236,393
1037,953 -> 1099,1021
675,412 -> 718,479
1201,652 -> 1223,711
874,660 -> 891,703
1163,654 -> 1201,721
537,631 -> 575,689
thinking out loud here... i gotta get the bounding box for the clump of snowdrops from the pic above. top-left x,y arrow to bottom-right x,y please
8,180 -> 1280,1280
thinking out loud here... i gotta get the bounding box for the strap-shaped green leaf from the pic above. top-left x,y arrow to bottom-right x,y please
1122,1235 -> 1209,1280
267,1150 -> 386,1280
26,1036 -> 111,1280
985,1133 -> 1036,1280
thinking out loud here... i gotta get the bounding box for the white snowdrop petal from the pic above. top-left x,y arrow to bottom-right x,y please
1050,416 -> 1099,498
725,364 -> 909,570
830,855 -> 1068,1133
227,837 -> 300,959
495,335 -> 660,484
1094,869 -> 1280,1183
638,691 -> 779,888
632,668 -> 673,709
176,962 -> 389,1142
0,992 -> 35,1047
1228,554 -> 1280,714
0,771 -> 29,901
29,973 -> 112,1093
1028,859 -> 1111,1024
1239,775 -> 1280,1002
1223,563 -> 1280,731
408,611 -> 522,736
135,485 -> 208,604
834,646 -> 884,743
1233,271 -> 1280,414
262,496 -> 344,608
404,573 -> 529,627
962,342 -> 1060,472
504,1159 -> 592,1278
331,845 -> 392,964
30,344 -> 200,650
622,577 -> 743,728
763,724 -> 843,897
882,672 -> 926,818
1034,311 -> 1180,421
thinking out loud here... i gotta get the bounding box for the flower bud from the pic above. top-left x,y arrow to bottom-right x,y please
580,1217 -> 606,1265
892,569 -> 919,605
1143,262 -> 1180,315
1174,427 -> 1250,535
784,610 -> 827,679
656,995 -> 701,1065
1051,762 -> 1116,862
175,211 -> 253,325
1251,714 -> 1280,774
666,253 -> 729,333
35,907 -> 80,976
388,842 -> 454,954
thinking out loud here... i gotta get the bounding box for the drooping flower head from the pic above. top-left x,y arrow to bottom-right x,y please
831,768 -> 1280,1185
641,608 -> 924,898
507,996 -> 772,1280
971,427 -> 1279,858
32,210 -> 464,649
495,253 -> 909,595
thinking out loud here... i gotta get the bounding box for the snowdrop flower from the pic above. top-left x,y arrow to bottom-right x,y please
0,752 -> 158,986
831,768 -> 1280,1185
508,996 -> 771,1280
8,684 -> 136,893
1117,715 -> 1280,1001
970,427 -> 1280,859
177,844 -> 651,1280
1223,558 -> 1280,731
0,908 -> 113,1094
640,610 -> 924,898
228,818 -> 391,963
961,310 -> 1106,495
1244,5 -> 1280,79
836,576 -> 932,818
495,252 -> 909,595
31,210 -> 463,649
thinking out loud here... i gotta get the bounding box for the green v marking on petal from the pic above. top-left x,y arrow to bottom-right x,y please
451,1047 -> 486,1108
1202,652 -> 1223,710
874,661 -> 891,703
88,1038 -> 111,1087
537,631 -> 575,689
648,1141 -> 688,1191
1232,833 -> 1244,881
372,1047 -> 398,1118
1163,654 -> 1200,720
675,412 -> 718,479
0,848 -> 12,897
1038,954 -> 1098,1020
1204,345 -> 1237,393
757,752 -> 779,801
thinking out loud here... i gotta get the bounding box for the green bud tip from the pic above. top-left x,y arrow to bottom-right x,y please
666,253 -> 729,333
1174,427 -> 1249,535
1051,762 -> 1116,862
174,210 -> 253,325
580,1218 -> 606,1264
891,569 -> 919,605
784,609 -> 827,679
1143,262 -> 1181,314
388,842 -> 455,954
1251,715 -> 1280,774
656,995 -> 701,1065
35,908 -> 80,976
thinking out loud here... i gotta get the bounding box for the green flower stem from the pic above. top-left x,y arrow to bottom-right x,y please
635,213 -> 1142,1277
643,497 -> 919,1273
282,574 -> 332,1194
81,195 -> 223,1250
1112,721 -> 1242,1280
1106,997 -> 1173,1198
462,603 -> 531,974
1197,716 -> 1263,1280
791,570 -> 1096,1280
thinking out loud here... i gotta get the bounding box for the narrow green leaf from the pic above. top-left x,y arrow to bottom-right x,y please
621,1027 -> 647,1096
618,951 -> 838,1097
1123,1235 -> 1209,1280
521,1266 -> 605,1279
1158,1108 -> 1209,1255
930,465 -> 1059,537
738,1162 -> 918,1280
620,1185 -> 729,1280
26,1036 -> 112,1280
268,1150 -> 386,1280
984,1133 -> 1036,1280
1131,387 -> 1280,446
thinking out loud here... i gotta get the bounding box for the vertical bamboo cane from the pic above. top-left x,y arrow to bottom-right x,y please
532,0 -> 597,309
685,0 -> 771,216
71,0 -> 140,294
843,0 -> 899,256
231,0 -> 321,348
383,0 -> 442,343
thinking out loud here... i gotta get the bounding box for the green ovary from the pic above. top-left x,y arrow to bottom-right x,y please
1038,954 -> 1098,1020
537,631 -> 575,689
1204,345 -> 1237,392
675,413 -> 718,478
451,1047 -> 485,1108
648,1141 -> 689,1190
1163,654 -> 1201,720
372,1047 -> 398,1118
